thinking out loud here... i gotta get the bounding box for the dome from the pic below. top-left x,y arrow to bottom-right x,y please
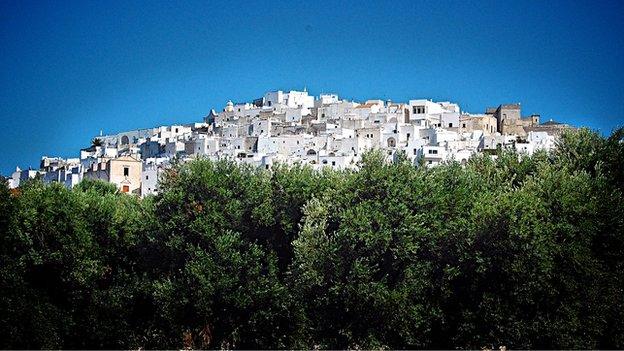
225,100 -> 234,112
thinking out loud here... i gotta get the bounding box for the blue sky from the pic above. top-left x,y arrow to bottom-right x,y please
1,0 -> 623,174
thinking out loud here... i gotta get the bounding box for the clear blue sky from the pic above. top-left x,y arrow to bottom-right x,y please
1,0 -> 623,175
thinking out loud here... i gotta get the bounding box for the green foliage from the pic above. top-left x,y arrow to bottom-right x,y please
0,128 -> 623,348
75,178 -> 118,195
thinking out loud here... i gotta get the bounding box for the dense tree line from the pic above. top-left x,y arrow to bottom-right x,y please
1,128 -> 623,349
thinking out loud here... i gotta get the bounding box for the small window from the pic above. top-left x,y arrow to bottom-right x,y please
449,123 -> 453,128
145,175 -> 149,180
462,123 -> 466,128
122,185 -> 130,193
123,167 -> 129,176
332,161 -> 336,166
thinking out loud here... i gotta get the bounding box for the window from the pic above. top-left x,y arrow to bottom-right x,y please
175,128 -> 179,133
145,175 -> 149,180
462,123 -> 466,128
428,149 -> 438,155
332,161 -> 336,166
449,123 -> 453,128
413,106 -> 425,114
123,167 -> 129,176
122,185 -> 130,193
413,149 -> 417,155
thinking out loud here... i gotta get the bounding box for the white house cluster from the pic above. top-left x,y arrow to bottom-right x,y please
7,89 -> 572,196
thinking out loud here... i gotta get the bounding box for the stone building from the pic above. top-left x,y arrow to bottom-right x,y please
487,103 -> 540,136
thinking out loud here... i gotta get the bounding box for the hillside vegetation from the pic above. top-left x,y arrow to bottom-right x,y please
1,128 -> 623,349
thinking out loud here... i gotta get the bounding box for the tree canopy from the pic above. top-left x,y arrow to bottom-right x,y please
1,128 -> 623,349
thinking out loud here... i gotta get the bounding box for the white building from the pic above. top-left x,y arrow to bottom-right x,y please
8,89 -> 566,197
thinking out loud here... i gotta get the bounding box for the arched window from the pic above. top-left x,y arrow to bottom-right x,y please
121,135 -> 129,145
387,137 -> 396,148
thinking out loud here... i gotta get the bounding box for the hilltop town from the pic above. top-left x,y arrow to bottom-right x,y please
7,89 -> 571,196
